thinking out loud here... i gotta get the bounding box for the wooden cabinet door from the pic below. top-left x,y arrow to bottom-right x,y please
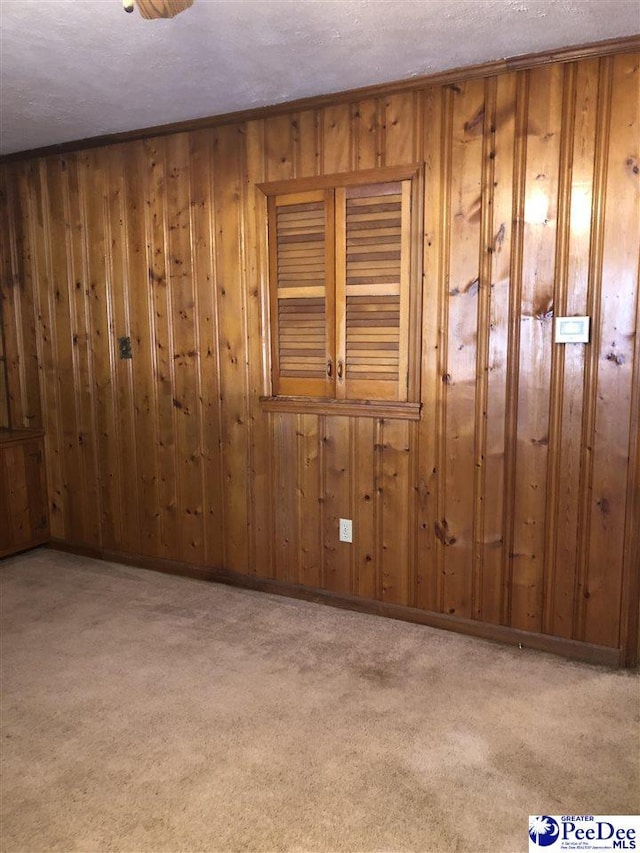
0,432 -> 49,558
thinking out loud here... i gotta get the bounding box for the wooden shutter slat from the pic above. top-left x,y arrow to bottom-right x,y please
277,286 -> 326,299
347,228 -> 402,241
346,281 -> 401,292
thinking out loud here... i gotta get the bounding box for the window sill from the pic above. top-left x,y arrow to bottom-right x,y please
259,396 -> 422,420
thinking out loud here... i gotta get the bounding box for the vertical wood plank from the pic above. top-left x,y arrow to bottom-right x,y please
104,146 -> 140,554
441,78 -> 485,619
354,417 -> 377,599
501,72 -> 529,626
145,137 -> 179,559
0,308 -> 7,429
380,418 -> 411,605
322,416 -> 352,594
165,133 -> 204,563
478,73 -> 518,624
298,413 -> 322,588
1,166 -> 17,429
509,64 -> 563,632
46,157 -> 85,541
123,140 -> 162,557
90,148 -> 127,551
416,86 -> 444,612
294,110 -> 321,178
321,104 -> 352,174
1,165 -> 41,429
621,219 -> 640,663
470,77 -> 497,622
16,166 -> 42,431
541,65 -> 577,635
583,53 -> 639,648
265,114 -> 295,182
0,170 -> 13,429
383,91 -> 420,166
212,124 -> 250,574
545,61 -> 598,637
272,412 -> 299,583
353,99 -> 381,171
189,129 -> 225,568
62,153 -> 101,546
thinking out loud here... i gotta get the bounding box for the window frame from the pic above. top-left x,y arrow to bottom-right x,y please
256,164 -> 424,420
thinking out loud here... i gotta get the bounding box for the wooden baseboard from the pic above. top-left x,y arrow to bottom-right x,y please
47,539 -> 623,668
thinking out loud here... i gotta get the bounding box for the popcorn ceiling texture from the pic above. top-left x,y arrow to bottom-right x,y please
1,0 -> 639,154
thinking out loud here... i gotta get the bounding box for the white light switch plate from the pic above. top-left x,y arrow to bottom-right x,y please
555,316 -> 590,343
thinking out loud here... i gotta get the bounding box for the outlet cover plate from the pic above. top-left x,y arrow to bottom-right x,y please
339,518 -> 352,543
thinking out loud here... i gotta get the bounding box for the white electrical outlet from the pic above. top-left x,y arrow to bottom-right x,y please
339,518 -> 352,543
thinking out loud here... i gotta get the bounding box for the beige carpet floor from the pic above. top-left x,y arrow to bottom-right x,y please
1,548 -> 638,853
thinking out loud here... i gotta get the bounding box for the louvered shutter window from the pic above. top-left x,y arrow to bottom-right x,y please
264,167 -> 420,411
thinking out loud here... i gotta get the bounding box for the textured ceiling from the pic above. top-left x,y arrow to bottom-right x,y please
1,0 -> 639,156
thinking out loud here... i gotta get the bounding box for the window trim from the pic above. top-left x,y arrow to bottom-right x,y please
259,396 -> 421,421
256,164 -> 424,419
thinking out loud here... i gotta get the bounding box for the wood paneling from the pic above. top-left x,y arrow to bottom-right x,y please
1,47 -> 638,663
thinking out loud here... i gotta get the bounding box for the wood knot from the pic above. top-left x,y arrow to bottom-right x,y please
434,519 -> 456,546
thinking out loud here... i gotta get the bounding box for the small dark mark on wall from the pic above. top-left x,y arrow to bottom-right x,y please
434,518 -> 456,546
531,435 -> 549,446
464,106 -> 485,134
536,305 -> 554,322
597,497 -> 611,516
148,268 -> 165,285
118,336 -> 132,360
606,351 -> 625,365
451,276 -> 479,297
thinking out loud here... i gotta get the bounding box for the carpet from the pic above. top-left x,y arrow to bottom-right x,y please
1,548 -> 638,852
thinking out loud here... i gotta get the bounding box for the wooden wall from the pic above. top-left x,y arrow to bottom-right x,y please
0,297 -> 9,428
1,47 -> 638,663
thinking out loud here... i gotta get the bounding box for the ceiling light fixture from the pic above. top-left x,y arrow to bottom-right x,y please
123,0 -> 194,19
